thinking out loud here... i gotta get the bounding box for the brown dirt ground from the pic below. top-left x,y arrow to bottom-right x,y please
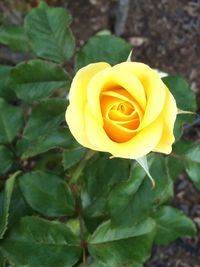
0,0 -> 200,266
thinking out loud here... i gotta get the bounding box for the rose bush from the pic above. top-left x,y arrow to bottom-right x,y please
66,62 -> 177,159
0,2 -> 198,267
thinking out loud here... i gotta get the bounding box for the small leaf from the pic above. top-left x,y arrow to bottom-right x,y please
63,147 -> 86,170
0,98 -> 23,144
23,98 -> 68,140
173,114 -> 195,141
0,65 -> 15,101
0,251 -> 5,267
0,171 -> 19,239
162,76 -> 196,141
0,216 -> 81,267
75,35 -> 131,70
154,206 -> 197,245
19,170 -> 75,217
17,128 -> 74,159
108,162 -> 146,226
88,218 -> 155,266
108,155 -> 173,227
24,2 -> 75,63
77,260 -> 108,267
162,76 -> 196,111
11,59 -> 70,102
17,98 -> 72,159
0,146 -> 13,175
81,156 -> 130,219
33,151 -> 63,175
66,219 -> 80,237
7,181 -> 33,228
165,156 -> 184,181
0,25 -> 30,52
168,140 -> 200,191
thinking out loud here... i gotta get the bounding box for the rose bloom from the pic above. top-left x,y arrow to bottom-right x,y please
65,62 -> 177,159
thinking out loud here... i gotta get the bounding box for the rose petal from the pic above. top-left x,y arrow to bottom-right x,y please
101,88 -> 144,121
103,116 -> 138,142
85,104 -> 163,159
153,87 -> 177,154
87,67 -> 147,124
65,62 -> 110,148
114,62 -> 166,129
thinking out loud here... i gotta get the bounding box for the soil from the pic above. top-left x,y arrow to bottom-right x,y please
0,0 -> 200,266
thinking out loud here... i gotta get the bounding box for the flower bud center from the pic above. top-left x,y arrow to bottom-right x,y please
116,102 -> 134,115
100,87 -> 143,143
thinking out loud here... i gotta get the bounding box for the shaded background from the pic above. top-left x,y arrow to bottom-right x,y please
0,0 -> 200,266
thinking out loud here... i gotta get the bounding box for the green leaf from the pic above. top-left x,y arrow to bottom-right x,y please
87,260 -> 108,267
0,251 -> 5,267
19,170 -> 75,217
17,98 -> 72,159
0,216 -> 81,267
88,218 -> 155,267
24,2 -> 75,63
63,147 -> 86,170
77,260 -> 109,267
7,181 -> 33,228
108,155 -> 173,227
23,98 -> 68,140
81,156 -> 130,219
173,114 -> 195,141
154,206 -> 197,245
162,76 -> 196,141
167,140 -> 200,190
0,98 -> 23,144
0,171 -> 19,239
33,151 -> 63,175
0,25 -> 30,52
165,156 -> 184,181
0,146 -> 13,175
17,128 -> 74,159
108,162 -> 146,227
66,219 -> 80,237
0,65 -> 16,101
11,59 -> 70,102
75,35 -> 131,70
162,76 -> 196,111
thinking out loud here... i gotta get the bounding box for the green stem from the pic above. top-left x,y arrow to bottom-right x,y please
73,186 -> 87,266
70,149 -> 96,185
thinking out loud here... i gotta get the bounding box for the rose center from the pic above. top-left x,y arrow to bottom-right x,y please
100,87 -> 143,143
115,101 -> 134,115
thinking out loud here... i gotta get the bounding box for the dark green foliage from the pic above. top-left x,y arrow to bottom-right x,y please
11,60 -> 70,102
153,206 -> 196,245
19,171 -> 75,217
162,76 -> 197,141
24,1 -> 75,63
75,35 -> 132,70
166,140 -> 200,190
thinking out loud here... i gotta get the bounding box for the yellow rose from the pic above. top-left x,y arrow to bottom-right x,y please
65,62 -> 177,159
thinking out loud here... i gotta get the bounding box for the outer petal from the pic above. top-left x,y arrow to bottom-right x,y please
65,62 -> 110,148
85,104 -> 163,159
114,62 -> 166,129
154,87 -> 177,154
